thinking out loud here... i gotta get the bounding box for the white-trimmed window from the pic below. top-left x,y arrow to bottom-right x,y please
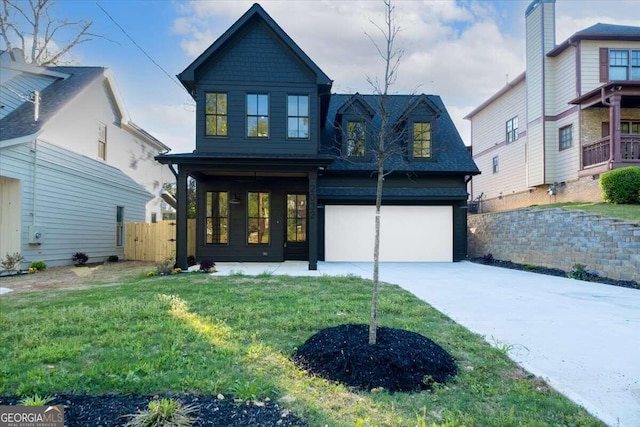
506,116 -> 518,143
609,49 -> 640,81
492,156 -> 499,174
559,125 -> 572,151
98,123 -> 107,160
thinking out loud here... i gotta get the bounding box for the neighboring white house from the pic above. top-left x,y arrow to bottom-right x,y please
0,50 -> 173,268
466,0 -> 640,212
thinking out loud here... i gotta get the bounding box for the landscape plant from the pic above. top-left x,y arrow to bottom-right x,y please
599,166 -> 640,204
1,252 -> 24,272
71,252 -> 88,266
19,394 -> 53,406
107,255 -> 119,263
29,261 -> 47,271
124,398 -> 197,427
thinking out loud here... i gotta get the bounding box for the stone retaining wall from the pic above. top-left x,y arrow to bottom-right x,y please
467,208 -> 640,283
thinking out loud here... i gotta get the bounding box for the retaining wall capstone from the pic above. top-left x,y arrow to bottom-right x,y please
467,208 -> 640,283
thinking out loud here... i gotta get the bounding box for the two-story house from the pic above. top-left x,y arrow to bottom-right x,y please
466,0 -> 640,212
157,3 -> 479,270
0,50 -> 172,268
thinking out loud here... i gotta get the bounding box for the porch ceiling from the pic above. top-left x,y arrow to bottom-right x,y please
570,81 -> 640,108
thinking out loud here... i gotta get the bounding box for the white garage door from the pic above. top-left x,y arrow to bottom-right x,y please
325,205 -> 453,262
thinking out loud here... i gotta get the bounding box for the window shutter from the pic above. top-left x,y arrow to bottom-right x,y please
599,48 -> 609,82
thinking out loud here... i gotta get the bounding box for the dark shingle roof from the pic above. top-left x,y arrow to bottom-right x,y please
548,22 -> 640,57
321,93 -> 479,175
0,66 -> 104,141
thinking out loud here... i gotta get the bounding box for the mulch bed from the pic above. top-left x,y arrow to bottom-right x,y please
293,324 -> 457,392
0,395 -> 307,427
470,258 -> 639,290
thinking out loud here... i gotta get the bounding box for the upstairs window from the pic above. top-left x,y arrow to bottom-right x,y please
346,121 -> 365,157
506,116 -> 519,143
206,191 -> 228,244
98,123 -> 107,160
412,122 -> 431,158
559,125 -> 573,151
608,49 -> 640,81
247,191 -> 270,244
492,156 -> 499,174
205,93 -> 227,137
247,94 -> 269,138
287,95 -> 309,139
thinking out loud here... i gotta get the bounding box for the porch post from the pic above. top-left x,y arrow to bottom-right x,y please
308,169 -> 318,270
175,167 -> 189,270
610,93 -> 622,163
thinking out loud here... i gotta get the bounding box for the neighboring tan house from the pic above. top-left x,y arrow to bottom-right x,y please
156,3 -> 479,270
465,0 -> 640,213
0,50 -> 172,268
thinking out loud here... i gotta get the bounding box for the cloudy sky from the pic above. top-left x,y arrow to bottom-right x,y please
46,0 -> 640,153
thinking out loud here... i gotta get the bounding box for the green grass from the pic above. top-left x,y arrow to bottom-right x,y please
531,202 -> 640,224
0,273 -> 604,426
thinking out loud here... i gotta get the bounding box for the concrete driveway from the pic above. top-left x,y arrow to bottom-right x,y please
213,261 -> 640,427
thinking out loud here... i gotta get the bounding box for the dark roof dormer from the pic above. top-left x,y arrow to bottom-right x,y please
394,94 -> 442,128
336,93 -> 376,118
177,3 -> 332,97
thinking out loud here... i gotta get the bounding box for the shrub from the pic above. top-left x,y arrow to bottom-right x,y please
124,398 -> 197,427
187,255 -> 197,267
568,264 -> 598,281
29,261 -> 47,271
1,252 -> 25,272
107,255 -> 119,263
199,259 -> 216,272
19,394 -> 54,406
599,166 -> 640,204
482,253 -> 494,264
72,252 -> 89,266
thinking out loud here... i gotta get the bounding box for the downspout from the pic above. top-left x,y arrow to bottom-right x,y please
540,7 -> 546,185
31,139 -> 38,226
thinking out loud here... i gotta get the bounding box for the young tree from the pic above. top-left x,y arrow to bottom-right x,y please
366,0 -> 404,345
0,0 -> 97,65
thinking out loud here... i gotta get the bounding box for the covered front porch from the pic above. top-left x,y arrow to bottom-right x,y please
156,153 -> 332,270
571,82 -> 640,174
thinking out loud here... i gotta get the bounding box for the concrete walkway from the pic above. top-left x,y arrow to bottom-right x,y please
212,261 -> 640,427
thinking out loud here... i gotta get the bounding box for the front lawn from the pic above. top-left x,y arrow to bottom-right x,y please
0,272 -> 604,426
532,202 -> 640,224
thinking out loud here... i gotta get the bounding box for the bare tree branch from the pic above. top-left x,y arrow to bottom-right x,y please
0,0 -> 99,65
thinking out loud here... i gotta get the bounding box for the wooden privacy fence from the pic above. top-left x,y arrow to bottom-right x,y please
124,219 -> 196,262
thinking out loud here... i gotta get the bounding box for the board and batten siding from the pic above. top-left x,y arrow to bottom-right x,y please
40,75 -> 172,223
470,79 -> 527,199
0,140 -> 151,268
193,18 -> 320,156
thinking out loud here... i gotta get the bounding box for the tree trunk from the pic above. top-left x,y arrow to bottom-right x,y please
369,136 -> 386,345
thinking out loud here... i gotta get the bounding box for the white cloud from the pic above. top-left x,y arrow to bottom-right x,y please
168,0 -> 639,151
131,103 -> 196,153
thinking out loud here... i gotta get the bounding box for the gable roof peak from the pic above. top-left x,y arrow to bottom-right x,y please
177,2 -> 332,95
